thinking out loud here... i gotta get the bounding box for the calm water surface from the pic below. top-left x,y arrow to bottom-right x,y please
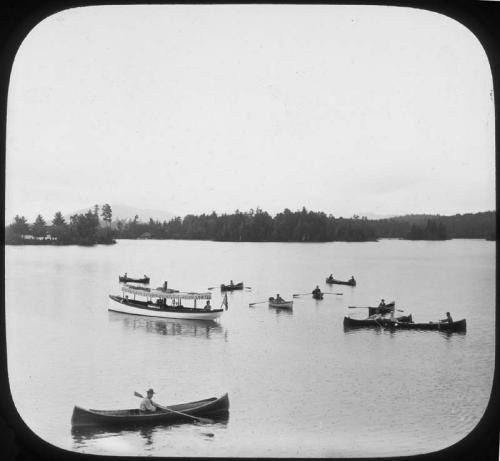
5,239 -> 495,457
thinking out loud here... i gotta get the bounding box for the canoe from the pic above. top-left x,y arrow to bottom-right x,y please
368,302 -> 395,316
119,275 -> 150,284
388,318 -> 466,332
343,314 -> 413,328
312,292 -> 324,300
344,316 -> 466,332
325,277 -> 356,286
109,295 -> 224,321
268,297 -> 293,309
71,393 -> 229,428
220,282 -> 244,291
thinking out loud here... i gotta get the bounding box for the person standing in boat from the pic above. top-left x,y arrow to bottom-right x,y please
439,312 -> 453,323
140,389 -> 157,412
229,280 -> 234,288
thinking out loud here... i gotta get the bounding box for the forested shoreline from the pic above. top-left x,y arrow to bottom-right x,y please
4,206 -> 496,245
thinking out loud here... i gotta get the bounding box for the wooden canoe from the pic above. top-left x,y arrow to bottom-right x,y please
325,277 -> 356,286
343,314 -> 413,328
368,302 -> 395,316
119,275 -> 150,284
344,316 -> 466,332
220,282 -> 244,291
268,298 -> 293,309
71,393 -> 229,427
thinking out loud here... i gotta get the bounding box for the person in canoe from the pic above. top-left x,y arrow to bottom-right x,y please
229,280 -> 234,288
140,388 -> 157,412
350,276 -> 356,284
327,274 -> 334,282
275,294 -> 284,303
378,299 -> 386,308
439,312 -> 453,323
312,285 -> 322,295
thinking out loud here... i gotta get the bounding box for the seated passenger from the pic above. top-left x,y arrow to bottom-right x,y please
140,389 -> 157,412
204,300 -> 211,310
378,299 -> 386,308
275,294 -> 284,303
439,312 -> 453,323
312,285 -> 322,295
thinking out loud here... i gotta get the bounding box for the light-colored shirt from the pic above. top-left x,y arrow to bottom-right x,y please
140,397 -> 156,412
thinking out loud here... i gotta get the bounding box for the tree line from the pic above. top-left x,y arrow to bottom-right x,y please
5,207 -> 495,245
5,204 -> 115,245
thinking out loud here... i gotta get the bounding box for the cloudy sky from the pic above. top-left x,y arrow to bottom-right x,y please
5,5 -> 495,223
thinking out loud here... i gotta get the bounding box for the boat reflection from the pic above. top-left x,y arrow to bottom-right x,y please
108,311 -> 225,339
268,306 -> 293,316
71,411 -> 230,444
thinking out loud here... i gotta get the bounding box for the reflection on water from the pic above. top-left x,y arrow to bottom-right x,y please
71,411 -> 230,448
268,306 -> 293,316
343,325 -> 468,339
108,311 -> 226,339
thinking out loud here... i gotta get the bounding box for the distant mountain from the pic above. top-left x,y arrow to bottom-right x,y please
66,204 -> 175,223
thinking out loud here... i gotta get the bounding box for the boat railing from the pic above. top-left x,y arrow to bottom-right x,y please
121,285 -> 212,300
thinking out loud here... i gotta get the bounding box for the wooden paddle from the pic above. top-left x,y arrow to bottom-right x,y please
133,392 -> 214,424
348,306 -> 404,312
294,292 -> 343,297
249,301 -> 268,306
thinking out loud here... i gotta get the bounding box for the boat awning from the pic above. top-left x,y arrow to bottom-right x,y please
121,285 -> 212,300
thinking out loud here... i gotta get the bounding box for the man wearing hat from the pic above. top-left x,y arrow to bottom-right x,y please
140,388 -> 157,412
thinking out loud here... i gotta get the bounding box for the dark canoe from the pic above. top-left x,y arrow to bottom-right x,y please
71,393 -> 229,428
367,302 -> 396,316
119,275 -> 150,284
344,316 -> 466,332
220,282 -> 244,291
344,314 -> 413,328
388,318 -> 466,332
325,277 -> 356,286
312,292 -> 324,300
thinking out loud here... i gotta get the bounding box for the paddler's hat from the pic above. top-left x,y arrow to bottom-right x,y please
147,388 -> 155,395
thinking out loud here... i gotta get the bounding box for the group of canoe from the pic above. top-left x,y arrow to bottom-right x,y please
345,300 -> 466,332
76,274 -> 231,429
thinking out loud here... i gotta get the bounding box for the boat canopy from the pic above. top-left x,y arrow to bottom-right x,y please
121,285 -> 211,300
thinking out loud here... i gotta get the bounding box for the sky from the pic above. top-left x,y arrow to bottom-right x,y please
5,5 -> 496,223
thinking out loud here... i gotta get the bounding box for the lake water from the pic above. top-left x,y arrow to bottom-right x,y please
5,239 -> 495,457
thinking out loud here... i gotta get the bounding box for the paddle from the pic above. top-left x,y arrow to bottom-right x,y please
348,306 -> 404,312
133,392 -> 214,424
293,292 -> 343,298
249,301 -> 268,306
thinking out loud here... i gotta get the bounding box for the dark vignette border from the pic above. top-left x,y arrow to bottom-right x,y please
0,1 -> 498,460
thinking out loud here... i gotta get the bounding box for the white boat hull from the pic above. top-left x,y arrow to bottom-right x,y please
268,301 -> 293,309
108,297 -> 223,320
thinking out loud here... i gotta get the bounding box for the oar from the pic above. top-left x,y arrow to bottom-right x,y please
133,392 -> 214,424
294,292 -> 343,298
348,306 -> 404,312
249,300 -> 268,306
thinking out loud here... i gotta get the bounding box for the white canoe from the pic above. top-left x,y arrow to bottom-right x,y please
108,295 -> 224,320
268,300 -> 293,309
